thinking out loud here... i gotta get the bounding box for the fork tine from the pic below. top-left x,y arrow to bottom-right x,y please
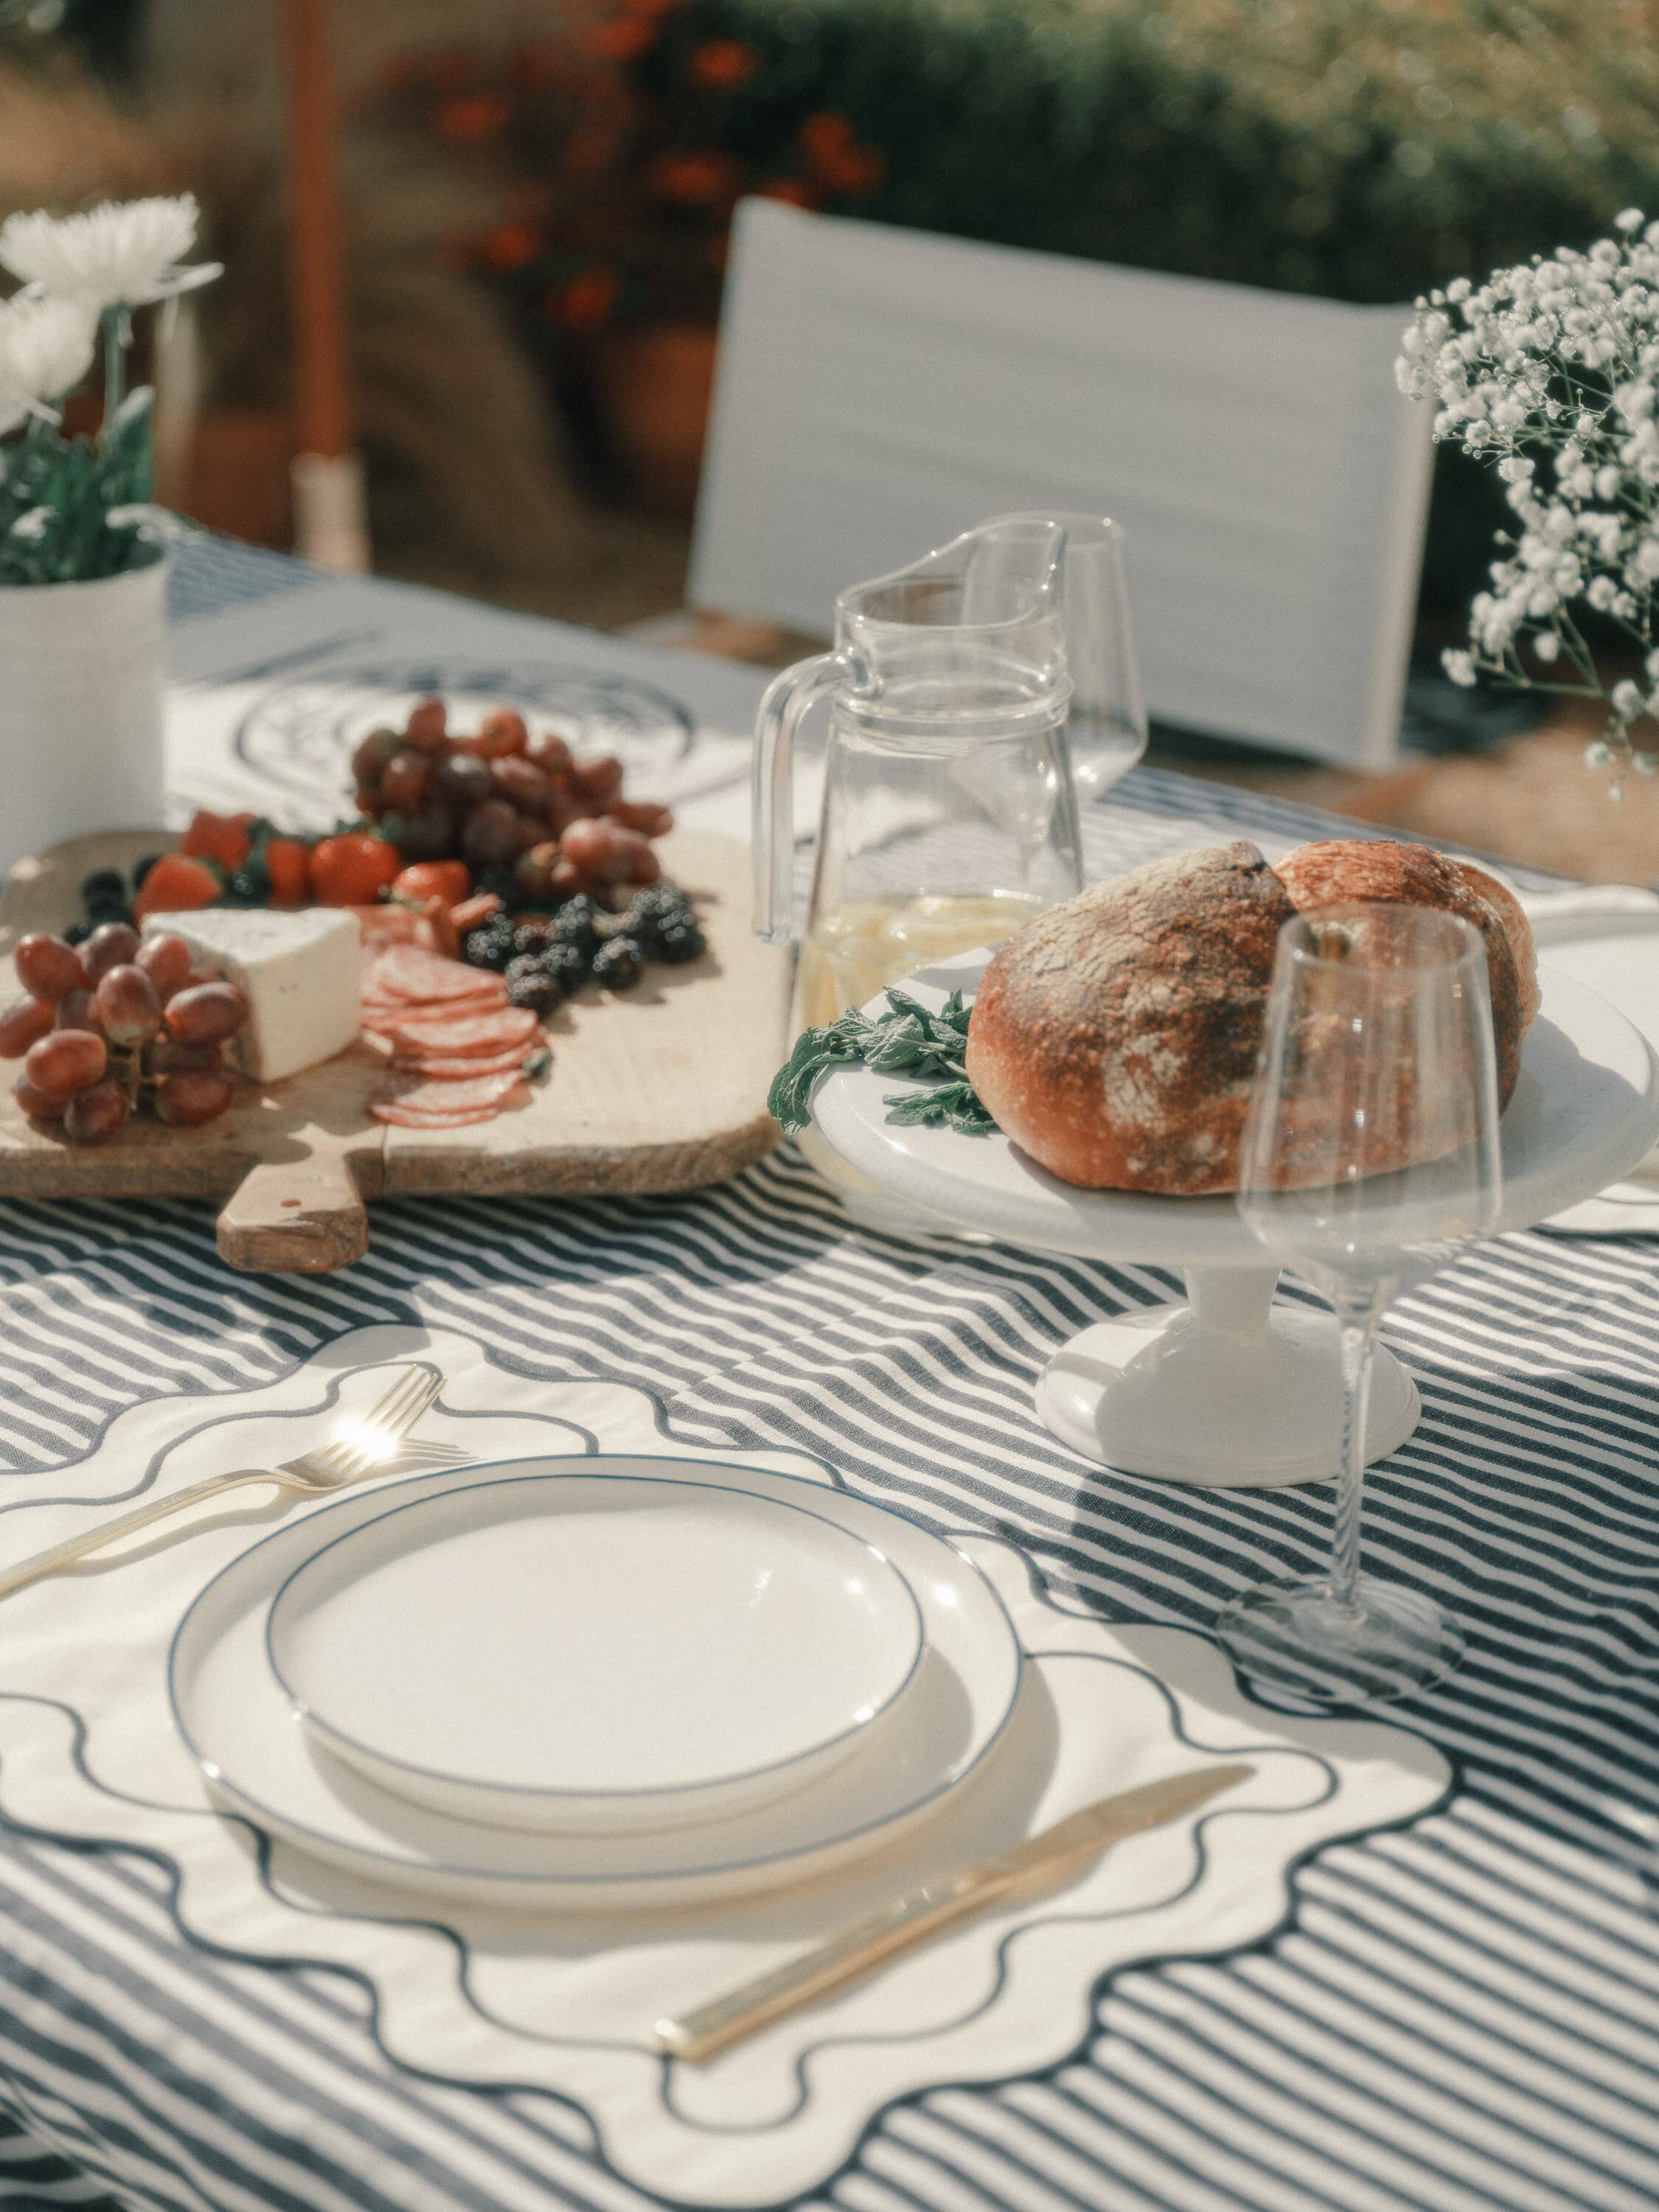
289,1364 -> 440,1481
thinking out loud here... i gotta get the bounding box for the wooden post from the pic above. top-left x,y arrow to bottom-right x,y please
282,0 -> 369,569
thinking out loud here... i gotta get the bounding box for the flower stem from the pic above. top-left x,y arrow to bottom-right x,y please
100,307 -> 131,431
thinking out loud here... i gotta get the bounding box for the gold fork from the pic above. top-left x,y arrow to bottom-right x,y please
0,1363 -> 443,1601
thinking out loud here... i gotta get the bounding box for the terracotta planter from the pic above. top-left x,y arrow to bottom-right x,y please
591,323 -> 718,518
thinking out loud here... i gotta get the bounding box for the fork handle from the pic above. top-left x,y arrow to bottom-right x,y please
0,1470 -> 282,1601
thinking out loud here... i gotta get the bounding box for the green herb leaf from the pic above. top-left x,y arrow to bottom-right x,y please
768,987 -> 995,1137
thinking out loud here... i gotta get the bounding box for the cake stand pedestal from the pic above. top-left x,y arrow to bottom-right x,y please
813,954 -> 1659,1489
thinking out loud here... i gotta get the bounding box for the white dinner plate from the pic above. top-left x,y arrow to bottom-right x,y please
265,1471 -> 925,1834
170,1454 -> 1023,1910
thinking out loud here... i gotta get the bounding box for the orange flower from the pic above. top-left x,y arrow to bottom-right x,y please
799,111 -> 855,164
760,178 -> 819,210
818,142 -> 886,195
651,150 -> 742,206
552,267 -> 621,332
482,223 -> 542,271
563,126 -> 615,179
436,91 -> 511,142
689,38 -> 759,90
585,17 -> 654,60
510,40 -> 560,86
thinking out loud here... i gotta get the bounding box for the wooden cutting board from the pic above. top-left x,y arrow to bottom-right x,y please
0,829 -> 790,1274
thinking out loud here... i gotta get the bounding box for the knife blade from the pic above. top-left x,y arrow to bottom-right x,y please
655,1761 -> 1253,2065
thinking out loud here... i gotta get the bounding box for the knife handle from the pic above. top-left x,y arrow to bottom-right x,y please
656,1868 -> 1009,2065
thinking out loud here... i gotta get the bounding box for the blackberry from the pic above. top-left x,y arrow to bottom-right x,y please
62,920 -> 92,947
512,920 -> 552,957
539,941 -> 590,997
506,970 -> 563,1017
222,866 -> 268,907
545,894 -> 602,958
622,883 -> 695,957
591,935 -> 644,991
80,867 -> 128,908
653,913 -> 706,964
462,922 -> 515,973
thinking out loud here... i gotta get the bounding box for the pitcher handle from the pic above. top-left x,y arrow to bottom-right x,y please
751,650 -> 851,946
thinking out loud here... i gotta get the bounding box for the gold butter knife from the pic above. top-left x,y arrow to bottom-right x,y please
655,1761 -> 1253,2065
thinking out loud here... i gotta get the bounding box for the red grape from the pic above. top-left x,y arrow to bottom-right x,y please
605,799 -> 675,838
63,1080 -> 129,1146
433,751 -> 493,810
574,754 -> 624,806
350,726 -> 401,785
380,748 -> 431,810
403,698 -> 448,752
24,1029 -> 107,1097
14,1074 -> 63,1123
15,933 -> 87,1004
135,933 -> 192,1001
0,996 -> 54,1058
151,1039 -> 220,1074
525,730 -> 574,781
476,707 -> 528,758
512,842 -> 562,905
462,799 -> 523,871
155,1069 -> 233,1126
94,964 -> 162,1046
165,981 -> 248,1047
490,757 -> 551,813
54,988 -> 99,1033
83,922 -> 140,983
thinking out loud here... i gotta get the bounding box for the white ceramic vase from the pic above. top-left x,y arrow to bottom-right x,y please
0,554 -> 170,876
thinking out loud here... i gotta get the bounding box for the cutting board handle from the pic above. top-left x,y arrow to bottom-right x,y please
218,1152 -> 369,1274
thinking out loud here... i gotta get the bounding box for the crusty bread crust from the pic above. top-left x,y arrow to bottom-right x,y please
964,841 -> 1295,1195
1272,840 -> 1525,1104
963,836 -> 1529,1195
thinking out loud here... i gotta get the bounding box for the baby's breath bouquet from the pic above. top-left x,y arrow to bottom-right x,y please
0,195 -> 218,588
1399,211 -> 1659,800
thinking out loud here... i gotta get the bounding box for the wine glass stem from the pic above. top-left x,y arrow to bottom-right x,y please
1329,1315 -> 1379,1615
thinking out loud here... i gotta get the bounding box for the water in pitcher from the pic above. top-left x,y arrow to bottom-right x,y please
793,890 -> 1048,1031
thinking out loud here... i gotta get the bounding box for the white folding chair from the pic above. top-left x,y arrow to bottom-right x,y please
687,199 -> 1433,770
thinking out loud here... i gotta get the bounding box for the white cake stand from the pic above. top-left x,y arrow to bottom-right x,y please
813,954 -> 1659,1488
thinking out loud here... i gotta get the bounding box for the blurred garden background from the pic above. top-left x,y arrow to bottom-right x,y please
7,0 -> 1659,872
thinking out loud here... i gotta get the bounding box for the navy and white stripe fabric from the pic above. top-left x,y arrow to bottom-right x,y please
1,540 -> 1654,2212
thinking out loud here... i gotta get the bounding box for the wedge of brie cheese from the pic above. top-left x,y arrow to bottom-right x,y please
142,908 -> 361,1083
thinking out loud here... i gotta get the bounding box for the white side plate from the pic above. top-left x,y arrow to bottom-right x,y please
265,1472 -> 925,1834
170,1453 -> 1023,1910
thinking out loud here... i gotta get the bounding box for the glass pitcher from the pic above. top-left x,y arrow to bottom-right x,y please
753,513 -> 1145,1034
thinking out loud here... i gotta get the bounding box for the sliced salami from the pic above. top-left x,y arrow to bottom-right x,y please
390,1048 -> 535,1079
371,946 -> 507,1003
370,1067 -> 529,1115
386,1007 -> 540,1056
371,1079 -> 531,1127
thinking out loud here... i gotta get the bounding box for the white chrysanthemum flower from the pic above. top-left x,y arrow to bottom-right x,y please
0,195 -> 218,311
0,292 -> 95,431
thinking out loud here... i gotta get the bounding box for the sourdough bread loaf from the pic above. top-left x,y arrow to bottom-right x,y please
962,838 -> 1534,1194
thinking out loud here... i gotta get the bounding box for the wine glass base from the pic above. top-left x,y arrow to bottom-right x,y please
1216,1575 -> 1463,1708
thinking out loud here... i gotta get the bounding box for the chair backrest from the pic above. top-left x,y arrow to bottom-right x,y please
690,200 -> 1433,770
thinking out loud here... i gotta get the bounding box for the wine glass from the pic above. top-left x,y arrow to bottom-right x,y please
1217,902 -> 1503,1707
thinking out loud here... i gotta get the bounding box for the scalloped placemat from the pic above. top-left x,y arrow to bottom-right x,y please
0,1324 -> 1449,2205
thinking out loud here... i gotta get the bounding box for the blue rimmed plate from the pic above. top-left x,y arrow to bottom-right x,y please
265,1470 -> 925,1835
170,1454 -> 1023,1910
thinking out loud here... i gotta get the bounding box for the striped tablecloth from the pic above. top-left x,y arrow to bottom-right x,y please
3,541 -> 1656,2212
